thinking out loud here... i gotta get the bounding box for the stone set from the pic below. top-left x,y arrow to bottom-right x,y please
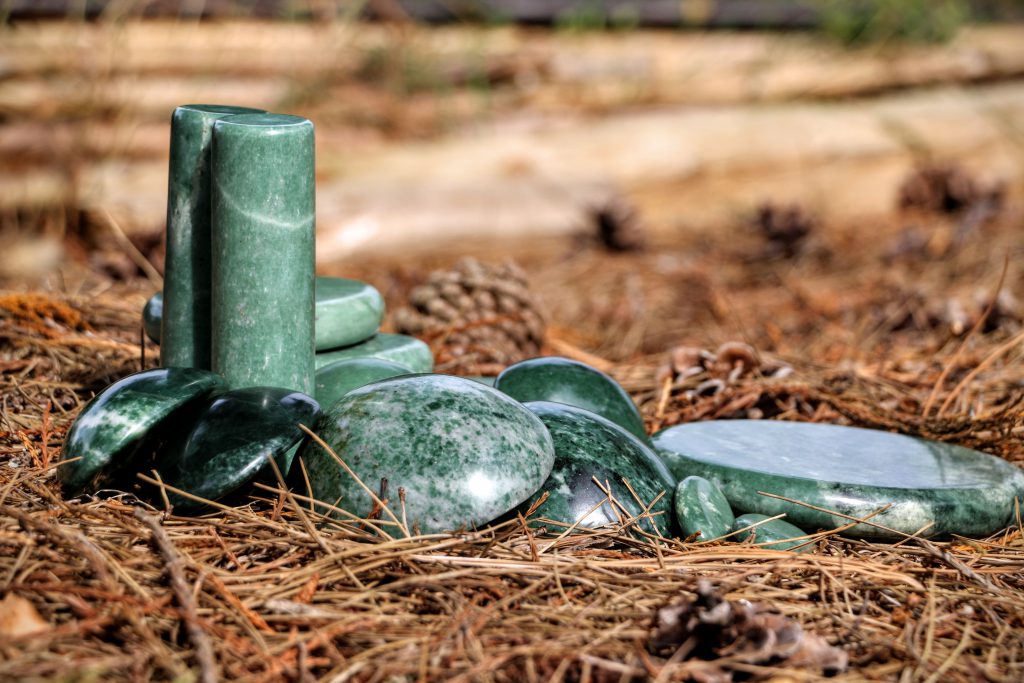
58,104 -> 1024,544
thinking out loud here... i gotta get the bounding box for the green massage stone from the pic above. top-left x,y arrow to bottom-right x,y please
314,333 -> 433,373
675,476 -> 735,542
314,358 -> 412,410
734,513 -> 812,553
143,292 -> 162,344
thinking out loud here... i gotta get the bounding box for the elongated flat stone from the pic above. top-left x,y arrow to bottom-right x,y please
298,374 -> 554,534
59,368 -> 226,495
143,292 -> 162,344
159,387 -> 320,510
162,104 -> 265,369
654,420 -> 1024,539
316,277 -> 384,351
495,357 -> 649,444
315,358 -> 412,409
314,333 -> 433,373
211,113 -> 315,394
522,401 -> 675,536
675,476 -> 734,542
734,513 -> 812,552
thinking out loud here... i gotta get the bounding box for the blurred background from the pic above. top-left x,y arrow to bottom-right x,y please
2,0 -> 1024,368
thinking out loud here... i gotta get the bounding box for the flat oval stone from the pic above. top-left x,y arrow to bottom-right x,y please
522,401 -> 675,536
315,358 -> 412,410
734,513 -> 812,552
315,277 -> 385,351
59,368 -> 225,494
654,420 -> 1024,539
159,387 -> 320,509
675,476 -> 734,542
314,333 -> 433,373
298,374 -> 554,534
143,292 -> 162,344
495,357 -> 649,444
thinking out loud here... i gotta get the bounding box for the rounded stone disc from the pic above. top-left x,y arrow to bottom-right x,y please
298,374 -> 554,534
314,358 -> 412,410
734,513 -> 812,553
314,333 -> 433,373
654,420 -> 1024,539
159,387 -> 320,509
59,367 -> 226,495
143,292 -> 162,344
675,475 -> 734,542
315,277 -> 384,351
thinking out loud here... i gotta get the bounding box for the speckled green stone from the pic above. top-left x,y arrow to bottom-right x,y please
522,402 -> 675,536
59,368 -> 226,495
159,387 -> 320,510
654,420 -> 1024,540
675,476 -> 734,542
314,333 -> 433,373
314,358 -> 412,410
299,374 -> 555,534
734,513 -> 812,552
495,357 -> 649,444
143,292 -> 162,344
211,113 -> 315,394
162,104 -> 265,369
316,277 -> 384,351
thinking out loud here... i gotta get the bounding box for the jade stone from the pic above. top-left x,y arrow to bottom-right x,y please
314,333 -> 433,373
654,420 -> 1024,540
143,292 -> 162,344
316,277 -> 384,351
159,387 -> 320,510
464,376 -> 497,387
59,368 -> 226,495
314,358 -> 412,410
675,476 -> 735,542
495,357 -> 650,444
522,402 -> 675,536
734,513 -> 812,553
162,104 -> 265,369
298,374 -> 555,534
211,113 -> 315,394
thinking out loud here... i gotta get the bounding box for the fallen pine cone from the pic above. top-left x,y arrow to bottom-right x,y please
897,162 -> 1004,215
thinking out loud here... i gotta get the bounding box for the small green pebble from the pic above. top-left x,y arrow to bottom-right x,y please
675,476 -> 734,541
733,513 -> 813,553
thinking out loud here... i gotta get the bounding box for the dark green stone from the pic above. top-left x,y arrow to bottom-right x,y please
495,357 -> 649,444
522,401 -> 675,536
314,333 -> 433,373
59,368 -> 226,495
654,420 -> 1024,540
315,358 -> 412,410
211,113 -> 315,394
298,374 -> 554,534
159,387 -> 320,509
316,277 -> 384,351
734,513 -> 812,552
675,476 -> 734,541
143,292 -> 162,344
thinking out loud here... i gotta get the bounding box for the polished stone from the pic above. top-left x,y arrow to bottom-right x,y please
315,358 -> 412,409
143,292 -> 162,344
495,357 -> 649,444
211,113 -> 315,394
159,387 -> 320,509
522,402 -> 675,536
316,277 -> 384,351
298,374 -> 554,534
675,476 -> 734,542
733,513 -> 812,552
654,420 -> 1024,539
464,376 -> 497,387
59,368 -> 226,494
163,104 -> 265,369
314,333 -> 433,373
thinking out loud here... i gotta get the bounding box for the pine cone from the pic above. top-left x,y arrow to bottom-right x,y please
393,258 -> 545,374
584,193 -> 646,252
752,202 -> 815,259
898,162 -> 1004,214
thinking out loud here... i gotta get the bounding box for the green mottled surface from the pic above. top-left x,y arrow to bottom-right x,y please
143,292 -> 162,344
315,358 -> 412,410
211,113 -> 315,394
59,368 -> 225,494
675,476 -> 734,541
315,277 -> 384,351
162,104 -> 264,369
654,420 -> 1024,539
160,387 -> 320,509
299,374 -> 554,534
734,513 -> 812,552
522,402 -> 675,536
496,357 -> 649,444
314,333 -> 433,373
